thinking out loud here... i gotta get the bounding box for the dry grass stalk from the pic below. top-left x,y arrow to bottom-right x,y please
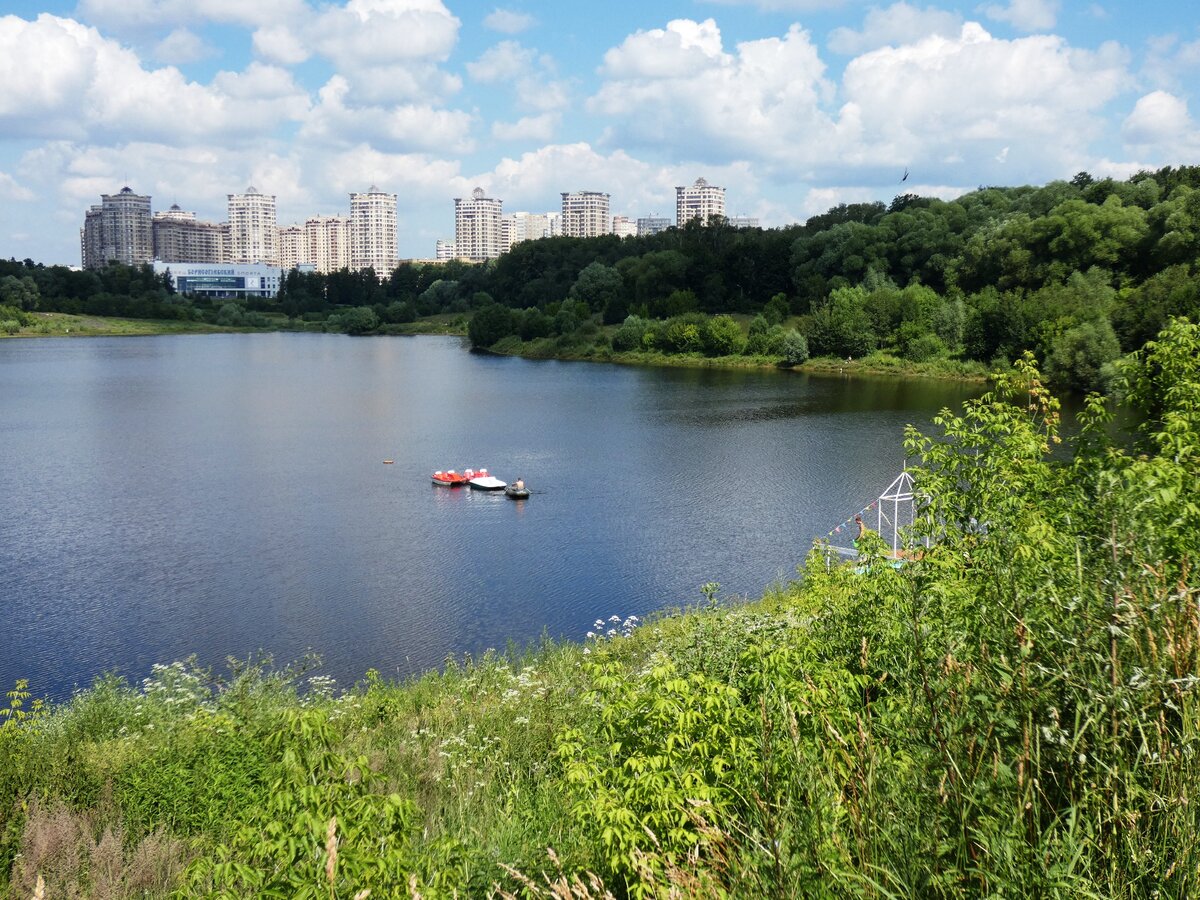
10,800 -> 189,899
325,816 -> 339,887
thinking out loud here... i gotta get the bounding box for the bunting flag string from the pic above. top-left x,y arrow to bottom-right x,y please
822,499 -> 879,541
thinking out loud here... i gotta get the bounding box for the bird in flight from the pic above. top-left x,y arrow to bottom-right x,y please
901,168 -> 909,182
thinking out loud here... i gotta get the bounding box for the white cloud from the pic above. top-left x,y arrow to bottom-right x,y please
600,18 -> 727,80
0,170 -> 35,202
153,27 -> 214,63
483,8 -> 535,34
467,40 -> 535,82
591,20 -> 835,167
983,0 -> 1059,32
252,25 -> 310,65
468,41 -> 569,113
74,0 -> 307,31
0,15 -> 310,144
310,0 -> 460,67
700,0 -> 860,10
1122,91 -> 1196,146
1142,34 -> 1200,93
252,1 -> 463,104
839,24 -> 1130,174
492,113 -> 558,142
828,3 -> 962,55
299,75 -> 475,154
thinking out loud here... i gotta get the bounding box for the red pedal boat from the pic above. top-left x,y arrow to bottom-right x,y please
432,469 -> 472,487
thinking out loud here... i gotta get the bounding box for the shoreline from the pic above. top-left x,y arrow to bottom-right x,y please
3,312 -> 988,382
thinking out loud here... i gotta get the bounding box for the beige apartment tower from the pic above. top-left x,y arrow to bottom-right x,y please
227,187 -> 278,265
350,187 -> 398,275
561,191 -> 611,238
307,215 -> 352,274
81,187 -> 153,269
675,177 -> 726,226
152,205 -> 228,264
454,187 -> 503,260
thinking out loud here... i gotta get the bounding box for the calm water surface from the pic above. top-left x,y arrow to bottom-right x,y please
0,334 -> 981,698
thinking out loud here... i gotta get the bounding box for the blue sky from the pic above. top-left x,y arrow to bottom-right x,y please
1,0 -> 1198,264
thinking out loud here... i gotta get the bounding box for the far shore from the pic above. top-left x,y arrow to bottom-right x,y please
3,311 -> 990,382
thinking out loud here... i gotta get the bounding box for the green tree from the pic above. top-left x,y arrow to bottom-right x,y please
0,275 -> 39,311
467,303 -> 513,348
1045,318 -> 1121,392
570,262 -> 625,317
806,286 -> 876,358
612,315 -> 649,352
701,315 -> 746,357
334,306 -> 379,335
780,329 -> 809,365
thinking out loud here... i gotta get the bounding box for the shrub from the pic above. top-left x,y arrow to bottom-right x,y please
781,329 -> 809,365
701,315 -> 747,357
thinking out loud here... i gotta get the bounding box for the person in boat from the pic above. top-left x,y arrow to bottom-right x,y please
514,476 -> 525,492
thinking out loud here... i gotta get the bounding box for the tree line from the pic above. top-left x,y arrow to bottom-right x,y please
6,165 -> 1199,389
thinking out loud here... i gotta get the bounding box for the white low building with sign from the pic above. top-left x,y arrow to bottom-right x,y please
153,261 -> 314,299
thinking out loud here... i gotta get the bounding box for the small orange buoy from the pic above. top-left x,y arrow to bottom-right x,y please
383,459 -> 394,464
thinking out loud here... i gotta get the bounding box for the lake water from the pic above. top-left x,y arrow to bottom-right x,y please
0,334 -> 982,699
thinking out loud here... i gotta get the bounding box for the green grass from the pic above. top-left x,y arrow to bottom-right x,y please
0,312 -> 249,338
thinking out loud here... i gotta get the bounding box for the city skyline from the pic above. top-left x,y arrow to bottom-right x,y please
2,0 -> 1198,265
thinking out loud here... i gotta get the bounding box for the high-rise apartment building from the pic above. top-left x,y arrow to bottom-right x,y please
350,186 -> 397,275
637,216 -> 671,237
81,187 -> 153,269
561,191 -> 611,239
306,215 -> 352,274
227,187 -> 278,265
152,204 -> 228,264
500,211 -> 559,253
612,216 -> 637,239
454,187 -> 503,260
675,177 -> 726,226
277,224 -> 306,271
81,206 -> 103,269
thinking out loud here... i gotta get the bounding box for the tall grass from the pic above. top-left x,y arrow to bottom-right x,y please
2,322 -> 1199,898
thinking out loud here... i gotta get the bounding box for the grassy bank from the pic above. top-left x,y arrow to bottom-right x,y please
3,324 -> 1198,898
488,333 -> 990,381
0,311 -> 246,338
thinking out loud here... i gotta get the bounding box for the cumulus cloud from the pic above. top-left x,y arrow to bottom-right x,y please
468,41 -> 569,113
699,0 -> 859,10
310,0 -> 460,67
299,75 -> 474,154
983,0 -> 1059,32
492,113 -> 558,142
1141,34 -> 1200,93
0,15 -> 310,144
828,3 -> 962,55
591,19 -> 835,167
483,8 -> 535,34
600,18 -> 727,79
252,24 -> 310,65
75,0 -> 306,31
153,27 -> 214,63
467,40 -> 535,82
1122,91 -> 1200,151
249,0 -> 462,104
0,170 -> 35,202
839,23 -> 1130,175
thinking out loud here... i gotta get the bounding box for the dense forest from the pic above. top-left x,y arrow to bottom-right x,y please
3,323 -> 1198,897
5,166 -> 1200,389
